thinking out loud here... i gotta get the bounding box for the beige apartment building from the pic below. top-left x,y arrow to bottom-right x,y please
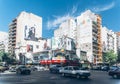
8,11 -> 42,63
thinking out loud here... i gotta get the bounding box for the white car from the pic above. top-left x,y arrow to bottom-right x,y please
34,66 -> 45,71
60,66 -> 91,79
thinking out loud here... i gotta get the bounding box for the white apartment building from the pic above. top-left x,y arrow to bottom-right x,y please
116,32 -> 120,50
76,10 -> 102,63
54,18 -> 76,39
0,31 -> 8,52
116,32 -> 120,61
8,11 -> 43,63
54,10 -> 102,63
101,27 -> 117,53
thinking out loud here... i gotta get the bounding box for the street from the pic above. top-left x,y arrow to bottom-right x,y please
0,70 -> 120,84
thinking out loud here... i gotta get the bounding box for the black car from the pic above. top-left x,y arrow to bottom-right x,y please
49,64 -> 63,73
108,67 -> 120,78
16,65 -> 31,75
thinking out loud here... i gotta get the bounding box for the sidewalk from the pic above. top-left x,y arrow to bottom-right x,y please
0,70 -> 16,75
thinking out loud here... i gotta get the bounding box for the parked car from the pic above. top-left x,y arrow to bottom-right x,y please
9,65 -> 16,72
49,64 -> 63,73
91,65 -> 101,70
109,66 -> 119,71
16,65 -> 31,75
60,66 -> 91,79
108,67 -> 120,78
34,65 -> 45,71
0,65 -> 9,72
101,65 -> 109,71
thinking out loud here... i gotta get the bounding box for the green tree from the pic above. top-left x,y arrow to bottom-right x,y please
103,50 -> 117,65
0,51 -> 4,62
117,50 -> 120,62
0,51 -> 17,64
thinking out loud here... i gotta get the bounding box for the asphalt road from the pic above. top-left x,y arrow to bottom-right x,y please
0,70 -> 120,84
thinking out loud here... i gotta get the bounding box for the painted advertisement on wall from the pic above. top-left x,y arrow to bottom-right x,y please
43,39 -> 51,50
24,25 -> 37,41
27,44 -> 33,52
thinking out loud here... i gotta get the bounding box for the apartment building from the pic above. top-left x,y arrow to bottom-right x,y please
54,10 -> 102,63
0,32 -> 8,52
8,11 -> 42,63
116,32 -> 120,61
101,27 -> 117,53
54,18 -> 76,39
76,10 -> 102,63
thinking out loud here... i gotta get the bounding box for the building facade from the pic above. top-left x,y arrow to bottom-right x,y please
116,32 -> 120,61
54,10 -> 102,63
54,18 -> 76,39
76,10 -> 102,63
8,11 -> 42,63
101,27 -> 117,53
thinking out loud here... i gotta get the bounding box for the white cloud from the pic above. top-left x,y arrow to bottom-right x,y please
47,14 -> 71,30
92,2 -> 115,12
0,31 -> 8,42
47,6 -> 77,30
71,5 -> 78,15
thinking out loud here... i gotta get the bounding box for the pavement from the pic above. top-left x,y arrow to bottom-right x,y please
0,70 -> 16,75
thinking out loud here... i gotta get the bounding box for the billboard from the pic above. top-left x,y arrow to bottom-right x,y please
24,25 -> 36,41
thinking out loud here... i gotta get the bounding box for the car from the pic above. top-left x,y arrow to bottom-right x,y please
108,67 -> 120,78
101,65 -> 109,71
16,65 -> 31,75
60,66 -> 91,79
91,65 -> 101,70
109,66 -> 119,71
34,65 -> 45,71
49,64 -> 63,73
0,65 -> 9,72
9,65 -> 16,72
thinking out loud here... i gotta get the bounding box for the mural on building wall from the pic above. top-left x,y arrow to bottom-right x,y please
43,40 -> 50,50
27,44 -> 33,52
24,25 -> 36,41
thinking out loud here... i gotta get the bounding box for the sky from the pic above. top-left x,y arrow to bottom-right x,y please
0,0 -> 120,38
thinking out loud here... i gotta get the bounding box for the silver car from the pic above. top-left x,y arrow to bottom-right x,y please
61,66 -> 91,79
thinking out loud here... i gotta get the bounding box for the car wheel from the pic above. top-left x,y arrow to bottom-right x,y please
76,74 -> 80,79
17,70 -> 21,74
112,74 -> 118,78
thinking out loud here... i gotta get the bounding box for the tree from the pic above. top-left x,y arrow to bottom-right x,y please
117,50 -> 120,62
0,51 -> 17,64
0,51 -> 4,62
103,50 -> 117,65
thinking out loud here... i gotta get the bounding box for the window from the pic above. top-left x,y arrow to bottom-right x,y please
69,67 -> 73,70
64,67 -> 68,70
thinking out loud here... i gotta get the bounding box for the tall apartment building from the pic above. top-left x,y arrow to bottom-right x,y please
54,18 -> 76,39
0,32 -> 8,52
8,11 -> 42,62
101,27 -> 117,53
116,32 -> 120,61
54,10 -> 102,63
76,10 -> 102,63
